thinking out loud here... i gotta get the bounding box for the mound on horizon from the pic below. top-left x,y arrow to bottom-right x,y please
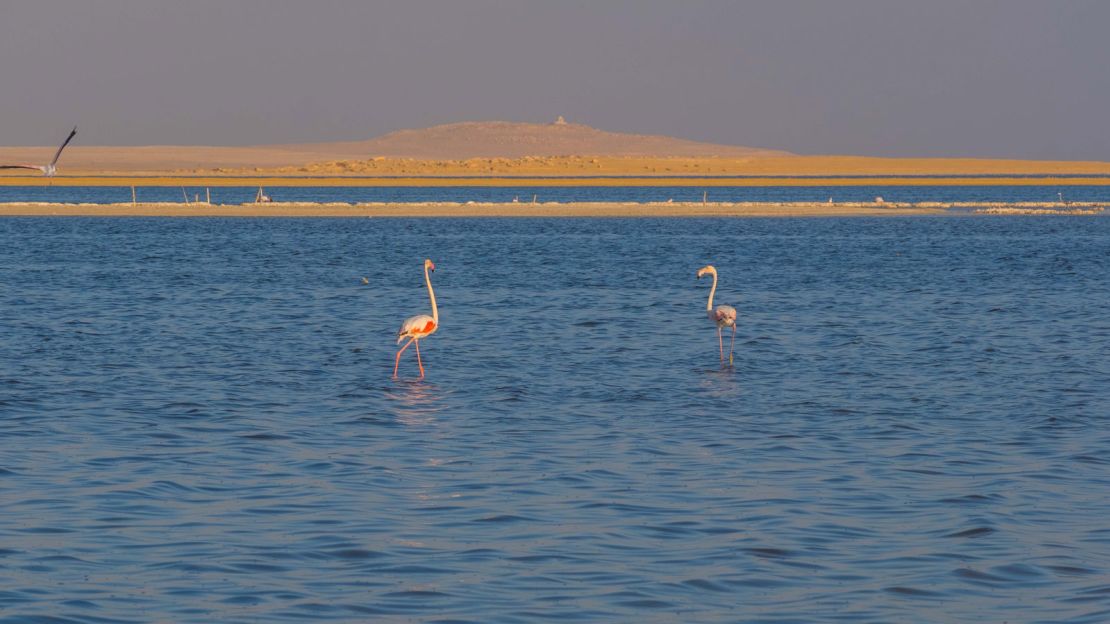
291,119 -> 790,160
9,118 -> 1109,177
0,119 -> 786,173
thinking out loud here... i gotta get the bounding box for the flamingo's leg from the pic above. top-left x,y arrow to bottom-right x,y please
718,327 -> 725,364
729,325 -> 736,366
414,338 -> 425,379
394,336 -> 414,378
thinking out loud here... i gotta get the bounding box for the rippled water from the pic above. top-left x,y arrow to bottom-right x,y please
3,183 -> 1110,204
2,216 -> 1109,622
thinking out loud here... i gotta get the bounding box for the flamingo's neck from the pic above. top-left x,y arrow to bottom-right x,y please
425,264 -> 438,325
706,270 -> 717,312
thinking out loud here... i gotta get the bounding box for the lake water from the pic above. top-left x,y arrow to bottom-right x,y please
3,183 -> 1110,204
1,215 -> 1109,622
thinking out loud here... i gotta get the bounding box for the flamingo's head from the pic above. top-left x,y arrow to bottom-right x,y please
425,259 -> 436,272
696,265 -> 716,279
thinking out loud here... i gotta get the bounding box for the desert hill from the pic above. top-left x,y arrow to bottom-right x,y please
0,119 -> 785,173
3,119 -> 1110,178
285,119 -> 790,159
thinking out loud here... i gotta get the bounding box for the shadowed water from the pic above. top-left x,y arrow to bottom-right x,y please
1,216 -> 1109,622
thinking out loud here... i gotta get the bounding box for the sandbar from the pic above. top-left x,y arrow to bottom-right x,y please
1,201 -> 1104,218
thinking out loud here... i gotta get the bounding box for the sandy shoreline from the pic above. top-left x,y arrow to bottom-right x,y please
1,201 -> 1105,218
3,150 -> 1110,180
4,174 -> 1110,188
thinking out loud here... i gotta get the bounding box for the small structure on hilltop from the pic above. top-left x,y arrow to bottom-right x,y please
553,115 -> 567,125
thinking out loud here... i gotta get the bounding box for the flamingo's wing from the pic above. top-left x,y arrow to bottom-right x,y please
50,127 -> 77,167
714,305 -> 738,325
398,314 -> 436,341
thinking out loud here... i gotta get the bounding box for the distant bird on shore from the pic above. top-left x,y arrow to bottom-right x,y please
0,126 -> 77,176
697,265 -> 737,366
393,259 -> 439,380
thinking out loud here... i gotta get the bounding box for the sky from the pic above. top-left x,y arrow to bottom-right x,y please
1,0 -> 1107,159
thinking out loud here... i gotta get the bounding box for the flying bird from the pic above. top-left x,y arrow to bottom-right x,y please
697,264 -> 737,366
0,126 -> 77,177
393,259 -> 439,380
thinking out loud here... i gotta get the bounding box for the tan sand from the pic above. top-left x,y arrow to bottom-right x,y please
287,121 -> 791,160
0,120 -> 785,176
2,118 -> 1109,181
1,201 -> 1104,218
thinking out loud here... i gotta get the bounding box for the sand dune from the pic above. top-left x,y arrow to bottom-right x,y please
281,120 -> 789,159
0,119 -> 782,174
0,145 -> 329,174
2,119 -> 1109,179
3,151 -> 1110,181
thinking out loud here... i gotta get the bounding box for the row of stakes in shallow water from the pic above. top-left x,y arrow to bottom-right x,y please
130,191 -> 819,207
119,189 -> 760,206
388,259 -> 738,381
114,187 -> 1085,208
126,186 -> 269,205
117,188 -> 842,206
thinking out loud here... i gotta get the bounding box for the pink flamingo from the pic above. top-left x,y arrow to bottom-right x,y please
697,265 -> 737,365
393,259 -> 439,379
0,126 -> 76,177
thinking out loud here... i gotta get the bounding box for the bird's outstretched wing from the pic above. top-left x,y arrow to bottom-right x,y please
50,126 -> 77,167
0,165 -> 43,171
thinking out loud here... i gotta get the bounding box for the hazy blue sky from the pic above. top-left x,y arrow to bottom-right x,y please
2,1 -> 1107,159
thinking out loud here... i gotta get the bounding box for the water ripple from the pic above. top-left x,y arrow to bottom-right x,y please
0,215 -> 1108,622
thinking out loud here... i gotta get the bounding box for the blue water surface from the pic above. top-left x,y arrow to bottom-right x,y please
1,215 -> 1109,623
3,183 -> 1110,204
